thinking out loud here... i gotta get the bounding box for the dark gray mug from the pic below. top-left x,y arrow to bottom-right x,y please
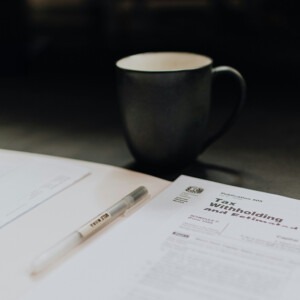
116,52 -> 246,169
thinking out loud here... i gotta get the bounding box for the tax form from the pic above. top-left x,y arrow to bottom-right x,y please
22,175 -> 300,300
0,152 -> 90,228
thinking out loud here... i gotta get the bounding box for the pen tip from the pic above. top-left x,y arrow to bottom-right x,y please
131,186 -> 148,199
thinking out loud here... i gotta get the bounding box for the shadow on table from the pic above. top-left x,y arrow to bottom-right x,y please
125,160 -> 246,187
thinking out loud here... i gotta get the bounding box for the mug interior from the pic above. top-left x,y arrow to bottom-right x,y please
116,52 -> 212,72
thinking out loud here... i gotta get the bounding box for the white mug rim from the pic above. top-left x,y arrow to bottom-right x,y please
116,52 -> 212,72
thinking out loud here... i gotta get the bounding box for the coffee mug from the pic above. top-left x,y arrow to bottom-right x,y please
116,52 -> 246,169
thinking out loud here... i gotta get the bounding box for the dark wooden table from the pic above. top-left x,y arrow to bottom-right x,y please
1,76 -> 299,199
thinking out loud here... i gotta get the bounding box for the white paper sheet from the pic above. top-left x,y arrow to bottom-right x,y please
21,175 -> 300,300
0,153 -> 90,228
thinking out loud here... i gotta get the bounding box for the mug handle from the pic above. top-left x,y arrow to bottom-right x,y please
201,66 -> 247,152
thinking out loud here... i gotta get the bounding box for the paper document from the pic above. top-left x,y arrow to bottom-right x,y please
0,153 -> 90,228
22,175 -> 300,300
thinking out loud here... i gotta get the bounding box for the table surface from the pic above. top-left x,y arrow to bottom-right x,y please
0,76 -> 299,199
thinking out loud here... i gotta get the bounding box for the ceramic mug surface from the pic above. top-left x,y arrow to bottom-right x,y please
116,52 -> 246,169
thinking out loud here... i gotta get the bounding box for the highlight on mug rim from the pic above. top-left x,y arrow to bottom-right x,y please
116,52 -> 212,72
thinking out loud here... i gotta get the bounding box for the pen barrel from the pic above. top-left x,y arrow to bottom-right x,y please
30,186 -> 148,274
78,198 -> 130,239
78,187 -> 148,239
108,186 -> 148,215
31,231 -> 82,274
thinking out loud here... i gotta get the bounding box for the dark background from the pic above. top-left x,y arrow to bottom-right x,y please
0,1 -> 300,196
1,0 -> 299,112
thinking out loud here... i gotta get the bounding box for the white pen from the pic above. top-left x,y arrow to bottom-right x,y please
31,186 -> 148,275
